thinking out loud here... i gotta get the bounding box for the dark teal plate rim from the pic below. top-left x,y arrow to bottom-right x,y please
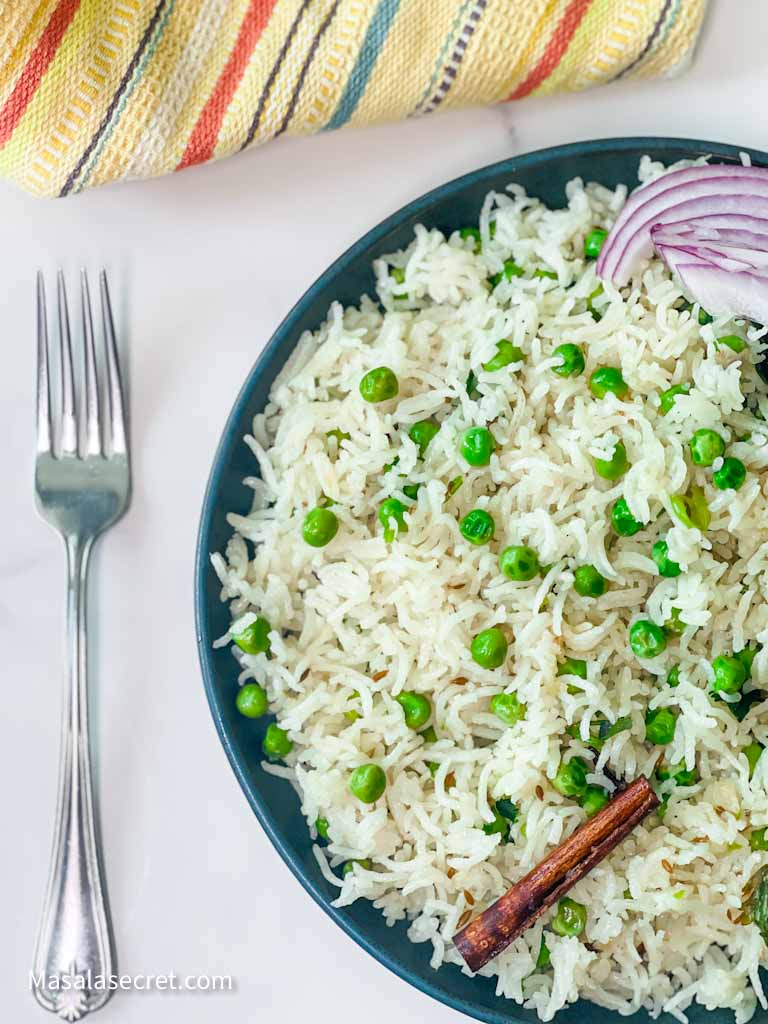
195,137 -> 768,1024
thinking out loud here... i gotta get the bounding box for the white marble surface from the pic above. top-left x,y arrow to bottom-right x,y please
2,2 -> 767,1021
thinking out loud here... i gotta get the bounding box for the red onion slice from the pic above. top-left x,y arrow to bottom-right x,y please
651,226 -> 768,270
653,220 -> 768,250
604,163 -> 762,222
654,243 -> 712,274
597,163 -> 768,279
689,246 -> 768,272
657,242 -> 768,277
655,238 -> 768,272
659,216 -> 768,244
602,180 -> 768,285
675,262 -> 768,324
598,164 -> 768,325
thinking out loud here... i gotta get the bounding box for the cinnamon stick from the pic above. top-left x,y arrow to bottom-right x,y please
453,776 -> 658,971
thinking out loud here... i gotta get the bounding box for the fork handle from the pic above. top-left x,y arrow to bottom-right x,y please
32,537 -> 116,1018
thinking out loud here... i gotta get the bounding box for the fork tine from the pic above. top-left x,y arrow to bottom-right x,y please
36,273 -> 52,454
57,271 -> 78,455
80,270 -> 101,456
99,271 -> 127,455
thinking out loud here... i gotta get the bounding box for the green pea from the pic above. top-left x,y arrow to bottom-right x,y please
342,858 -> 372,875
460,427 -> 495,466
379,497 -> 408,543
667,665 -> 681,688
536,936 -> 551,968
420,725 -> 437,744
489,259 -> 524,288
395,691 -> 432,730
681,302 -> 712,325
678,301 -> 710,324
470,627 -> 509,669
233,616 -> 271,655
736,646 -> 758,677
390,266 -> 408,299
482,805 -> 510,842
402,483 -> 421,501
581,785 -> 610,818
586,285 -> 604,322
656,761 -> 697,786
751,828 -> 768,852
711,655 -> 747,695
689,428 -> 726,467
557,657 -> 587,680
675,766 -> 698,787
718,334 -> 746,353
573,564 -> 607,598
552,757 -> 588,798
460,226 -> 482,252
326,427 -> 351,446
262,723 -> 293,760
713,457 -> 746,491
684,301 -> 712,325
671,486 -> 710,531
359,366 -> 399,403
589,367 -> 628,400
315,816 -> 330,841
551,343 -> 585,378
659,382 -> 691,416
495,798 -> 519,821
343,690 -> 360,723
490,692 -> 526,726
409,419 -> 440,458
459,509 -> 495,545
302,507 -> 339,547
499,545 -> 540,581
611,497 -> 642,536
584,228 -> 608,259
629,620 -> 667,659
483,340 -> 524,372
652,540 -> 681,578
236,682 -> 268,718
645,707 -> 677,745
594,441 -> 629,480
664,607 -> 685,637
348,763 -> 387,803
744,742 -> 765,779
552,897 -> 587,937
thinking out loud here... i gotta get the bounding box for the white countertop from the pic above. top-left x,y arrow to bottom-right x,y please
2,2 -> 766,1021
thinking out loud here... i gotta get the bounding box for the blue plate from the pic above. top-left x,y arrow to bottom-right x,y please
196,138 -> 768,1024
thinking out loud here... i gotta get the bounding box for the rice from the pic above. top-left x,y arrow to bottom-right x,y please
213,161 -> 768,1022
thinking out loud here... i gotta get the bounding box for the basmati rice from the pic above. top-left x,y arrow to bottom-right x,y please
213,161 -> 768,1022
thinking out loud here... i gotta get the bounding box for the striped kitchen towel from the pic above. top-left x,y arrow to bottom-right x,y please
0,0 -> 708,198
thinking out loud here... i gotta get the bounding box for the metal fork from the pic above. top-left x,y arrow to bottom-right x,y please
32,271 -> 130,1019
